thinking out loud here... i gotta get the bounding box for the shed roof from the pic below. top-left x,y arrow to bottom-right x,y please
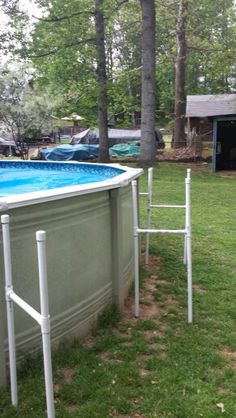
186,94 -> 236,117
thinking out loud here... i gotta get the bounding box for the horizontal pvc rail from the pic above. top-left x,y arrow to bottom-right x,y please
1,215 -> 55,418
151,204 -> 185,208
133,169 -> 192,323
137,228 -> 186,234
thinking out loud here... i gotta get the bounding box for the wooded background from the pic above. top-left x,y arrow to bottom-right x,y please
0,0 -> 236,161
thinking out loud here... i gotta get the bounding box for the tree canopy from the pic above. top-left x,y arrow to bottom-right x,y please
0,65 -> 60,140
1,0 -> 236,155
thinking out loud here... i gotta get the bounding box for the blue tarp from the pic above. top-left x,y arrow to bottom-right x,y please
40,144 -> 100,161
109,143 -> 140,157
40,142 -> 141,161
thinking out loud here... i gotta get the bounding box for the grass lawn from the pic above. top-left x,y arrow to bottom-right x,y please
1,162 -> 236,417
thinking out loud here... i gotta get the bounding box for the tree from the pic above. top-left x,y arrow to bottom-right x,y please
95,0 -> 109,162
173,0 -> 188,148
0,0 -> 29,58
3,0 -> 236,146
187,0 -> 236,93
0,66 -> 59,141
106,0 -> 142,126
26,0 -> 111,161
138,0 -> 157,166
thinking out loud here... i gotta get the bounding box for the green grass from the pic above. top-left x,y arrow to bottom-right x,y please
1,162 -> 236,417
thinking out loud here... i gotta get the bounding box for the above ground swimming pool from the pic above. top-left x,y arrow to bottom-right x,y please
0,160 -> 143,375
0,160 -> 127,197
0,160 -> 142,209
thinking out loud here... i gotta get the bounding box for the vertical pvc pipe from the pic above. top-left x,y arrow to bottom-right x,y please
36,231 -> 55,418
131,181 -> 140,318
1,214 -> 18,406
185,178 -> 193,323
183,169 -> 191,264
145,168 -> 153,265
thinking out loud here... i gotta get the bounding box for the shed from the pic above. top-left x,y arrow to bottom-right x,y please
186,94 -> 236,171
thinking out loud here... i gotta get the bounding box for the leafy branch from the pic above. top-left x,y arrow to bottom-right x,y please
32,10 -> 94,23
22,38 -> 96,59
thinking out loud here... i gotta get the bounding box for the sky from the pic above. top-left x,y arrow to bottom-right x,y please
0,0 -> 43,65
0,0 -> 42,23
0,0 -> 41,27
19,0 -> 43,19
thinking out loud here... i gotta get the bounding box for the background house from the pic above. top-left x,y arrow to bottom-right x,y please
186,94 -> 236,171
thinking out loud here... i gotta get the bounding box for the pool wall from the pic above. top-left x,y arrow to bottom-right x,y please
0,164 -> 142,385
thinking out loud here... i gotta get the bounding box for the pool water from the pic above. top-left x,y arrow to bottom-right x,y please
0,161 -> 125,196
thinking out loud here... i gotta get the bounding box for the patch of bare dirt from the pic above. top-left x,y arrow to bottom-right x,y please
54,367 -> 74,393
155,279 -> 172,286
82,254 -> 176,382
145,280 -> 157,293
162,296 -> 178,311
65,405 -> 79,413
139,368 -> 151,378
123,296 -> 137,319
174,327 -> 182,336
158,323 -> 171,333
137,353 -> 153,362
62,368 -> 73,384
121,253 -> 178,332
141,330 -> 161,340
159,351 -> 168,361
140,292 -> 178,321
193,284 -> 207,295
217,171 -> 236,178
138,341 -> 168,362
220,348 -> 236,359
114,329 -> 132,340
139,302 -> 159,319
84,336 -> 97,348
53,383 -> 60,394
217,386 -> 230,394
141,255 -> 161,271
138,255 -> 179,321
99,352 -> 123,364
140,292 -> 153,305
219,348 -> 236,369
148,342 -> 166,351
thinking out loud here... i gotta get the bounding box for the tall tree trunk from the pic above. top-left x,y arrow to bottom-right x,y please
138,0 -> 156,167
95,0 -> 109,162
128,83 -> 136,127
173,0 -> 188,149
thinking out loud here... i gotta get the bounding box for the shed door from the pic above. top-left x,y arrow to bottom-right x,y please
216,120 -> 236,170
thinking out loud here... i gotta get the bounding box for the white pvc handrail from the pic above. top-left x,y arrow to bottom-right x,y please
1,215 -> 55,418
133,168 -> 193,323
141,168 -> 191,264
